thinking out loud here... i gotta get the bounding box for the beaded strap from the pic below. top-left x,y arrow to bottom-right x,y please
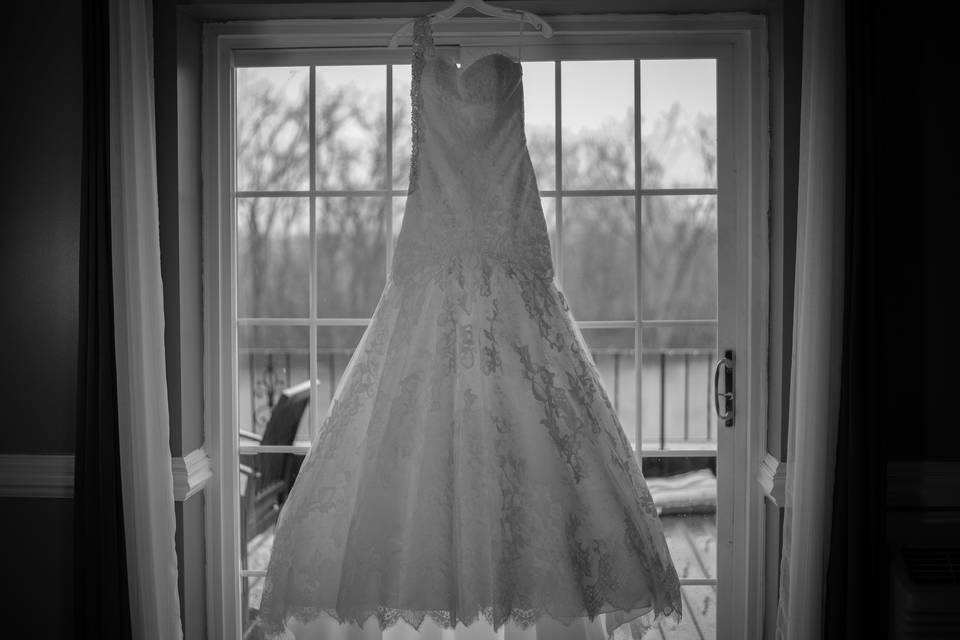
412,15 -> 435,55
408,17 -> 434,195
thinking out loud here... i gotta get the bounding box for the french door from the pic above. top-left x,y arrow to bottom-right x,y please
204,15 -> 768,640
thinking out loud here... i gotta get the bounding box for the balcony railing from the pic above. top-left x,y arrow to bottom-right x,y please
238,346 -> 719,452
238,346 -> 720,638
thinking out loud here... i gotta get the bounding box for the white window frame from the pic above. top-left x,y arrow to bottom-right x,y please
202,13 -> 768,640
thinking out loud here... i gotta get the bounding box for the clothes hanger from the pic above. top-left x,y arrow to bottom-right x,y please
387,0 -> 553,49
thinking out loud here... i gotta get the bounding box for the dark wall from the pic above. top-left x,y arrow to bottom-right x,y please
0,0 -> 82,455
872,8 -> 960,461
0,1 -> 82,637
0,499 -> 74,636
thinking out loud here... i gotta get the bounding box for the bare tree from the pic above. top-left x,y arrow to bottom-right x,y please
237,68 -> 717,351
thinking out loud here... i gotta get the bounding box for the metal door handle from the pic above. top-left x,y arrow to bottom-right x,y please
713,349 -> 735,427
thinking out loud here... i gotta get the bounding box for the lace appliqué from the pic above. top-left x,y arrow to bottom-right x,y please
260,600 -> 680,639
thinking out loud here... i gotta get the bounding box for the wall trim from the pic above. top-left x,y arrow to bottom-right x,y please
0,448 -> 212,501
888,460 -> 960,509
0,454 -> 74,498
757,452 -> 786,507
172,447 -> 213,501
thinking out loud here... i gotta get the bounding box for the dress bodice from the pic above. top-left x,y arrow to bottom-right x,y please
390,15 -> 554,285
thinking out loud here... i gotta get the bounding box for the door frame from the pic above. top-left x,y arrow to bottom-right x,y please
201,12 -> 769,639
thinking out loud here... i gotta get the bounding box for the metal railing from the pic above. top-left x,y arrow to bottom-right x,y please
592,347 -> 717,450
239,346 -> 718,449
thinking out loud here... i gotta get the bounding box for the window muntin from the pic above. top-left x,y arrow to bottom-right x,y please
233,55 -> 720,638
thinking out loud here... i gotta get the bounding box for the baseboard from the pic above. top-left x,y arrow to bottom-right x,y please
0,448 -> 212,501
0,454 -> 74,498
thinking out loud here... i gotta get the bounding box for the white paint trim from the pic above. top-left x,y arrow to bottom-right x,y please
203,21 -> 240,640
722,16 -> 769,640
0,450 -> 212,502
888,461 -> 960,509
0,454 -> 74,498
758,453 -> 786,507
172,447 -> 214,502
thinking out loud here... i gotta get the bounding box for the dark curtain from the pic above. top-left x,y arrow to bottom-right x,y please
824,0 -> 886,637
73,0 -> 133,636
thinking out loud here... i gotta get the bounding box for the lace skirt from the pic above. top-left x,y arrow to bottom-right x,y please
256,255 -> 682,640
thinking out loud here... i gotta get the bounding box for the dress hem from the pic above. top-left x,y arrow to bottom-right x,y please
258,598 -> 681,640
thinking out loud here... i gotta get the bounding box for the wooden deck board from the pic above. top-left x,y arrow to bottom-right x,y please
683,585 -> 717,640
655,605 -> 704,640
680,517 -> 717,581
245,515 -> 717,638
662,518 -> 705,581
659,514 -> 717,639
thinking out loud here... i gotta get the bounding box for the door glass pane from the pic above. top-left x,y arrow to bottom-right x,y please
237,197 -> 310,318
541,197 -> 557,269
641,325 -> 717,452
560,196 -> 635,321
392,64 -> 413,190
561,60 -> 635,189
648,458 -> 717,578
242,576 -> 265,638
237,326 -> 310,442
522,60 -> 556,190
659,508 -> 718,583
640,317 -> 718,639
645,583 -> 717,639
314,325 -> 368,427
240,451 -> 306,633
643,453 -> 718,640
233,56 -> 728,640
236,67 -> 310,192
641,59 -> 717,189
391,196 -> 407,254
315,66 -> 386,190
580,327 -> 636,448
683,584 -> 718,638
316,196 -> 388,318
641,195 -> 718,321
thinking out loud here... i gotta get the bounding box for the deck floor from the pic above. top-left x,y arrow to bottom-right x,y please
643,514 -> 717,640
246,514 -> 717,640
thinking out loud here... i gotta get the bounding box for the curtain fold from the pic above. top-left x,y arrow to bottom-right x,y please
775,0 -> 847,637
108,0 -> 183,637
74,0 -> 133,636
824,1 -> 885,637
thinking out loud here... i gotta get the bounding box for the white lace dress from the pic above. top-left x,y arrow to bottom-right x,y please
257,15 -> 682,640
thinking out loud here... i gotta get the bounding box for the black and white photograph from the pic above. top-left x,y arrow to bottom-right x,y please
0,1 -> 956,639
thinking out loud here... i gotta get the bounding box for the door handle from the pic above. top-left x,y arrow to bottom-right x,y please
713,349 -> 734,427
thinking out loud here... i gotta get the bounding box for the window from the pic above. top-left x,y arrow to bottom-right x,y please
203,14 -> 768,640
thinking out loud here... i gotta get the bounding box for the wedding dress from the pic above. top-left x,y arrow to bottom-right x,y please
257,15 -> 682,640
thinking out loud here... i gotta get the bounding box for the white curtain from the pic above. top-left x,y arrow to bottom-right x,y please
109,0 -> 184,637
776,0 -> 847,638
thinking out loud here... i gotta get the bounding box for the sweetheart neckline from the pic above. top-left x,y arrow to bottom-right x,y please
433,51 -> 522,77
416,16 -> 522,76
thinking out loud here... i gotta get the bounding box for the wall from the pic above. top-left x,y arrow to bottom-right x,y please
873,2 -> 960,594
0,0 -> 82,637
873,7 -> 960,462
